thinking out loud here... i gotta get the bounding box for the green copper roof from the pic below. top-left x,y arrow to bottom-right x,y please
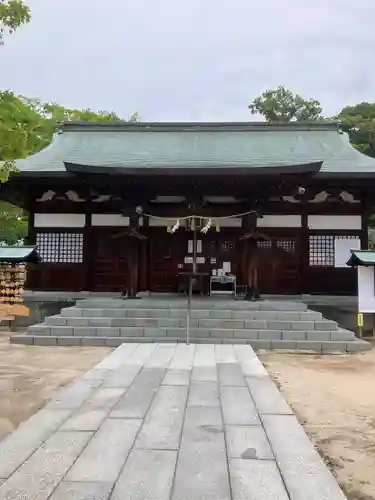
12,121 -> 375,177
347,250 -> 375,267
0,246 -> 41,263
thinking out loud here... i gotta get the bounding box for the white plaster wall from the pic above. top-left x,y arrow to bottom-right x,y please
217,218 -> 242,228
34,213 -> 85,228
257,215 -> 301,228
308,215 -> 361,230
91,214 -> 130,226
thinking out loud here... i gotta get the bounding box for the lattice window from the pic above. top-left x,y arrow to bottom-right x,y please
276,239 -> 296,253
36,233 -> 84,263
309,235 -> 359,267
257,240 -> 272,249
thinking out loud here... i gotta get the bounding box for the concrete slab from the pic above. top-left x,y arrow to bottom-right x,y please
0,342 -> 348,500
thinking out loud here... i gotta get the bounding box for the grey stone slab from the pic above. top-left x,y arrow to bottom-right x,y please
321,341 -> 348,352
199,319 -> 245,329
257,331 -> 282,340
192,344 -> 218,382
89,318 -> 113,327
135,385 -> 188,450
61,307 -> 83,317
111,449 -> 177,500
281,331 -> 306,341
65,418 -> 141,483
314,320 -> 337,331
221,386 -> 260,425
49,481 -> 113,500
346,340 -> 372,352
262,414 -> 347,500
331,330 -> 356,341
94,343 -> 138,370
188,382 -> 220,407
163,368 -> 191,385
233,345 -> 269,378
0,431 -> 92,500
60,409 -> 108,431
34,336 -> 57,346
217,362 -> 246,386
300,310 -> 322,320
73,327 -> 97,337
290,321 -> 315,331
105,337 -> 124,347
225,425 -> 274,460
97,327 -> 120,337
102,364 -> 141,387
58,336 -> 82,346
233,329 -> 258,339
110,367 -> 166,418
47,379 -> 102,411
271,340 -> 297,350
249,339 -> 272,349
296,341 -> 323,352
144,343 -> 176,368
144,326 -> 167,337
209,309 -> 232,319
65,318 -> 90,327
306,331 -> 331,341
28,324 -> 51,335
246,376 -> 293,415
229,458 -> 289,500
244,320 -> 268,329
82,308 -> 105,317
119,327 -> 144,337
11,335 -> 34,345
0,409 -> 71,479
81,336 -> 106,346
84,387 -> 126,410
45,316 -> 68,326
172,406 -> 229,500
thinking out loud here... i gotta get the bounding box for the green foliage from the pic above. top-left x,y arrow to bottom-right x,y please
0,0 -> 30,43
0,90 -> 138,243
249,85 -> 323,122
337,102 -> 375,158
0,201 -> 27,244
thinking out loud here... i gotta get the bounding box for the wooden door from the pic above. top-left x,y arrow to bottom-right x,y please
91,229 -> 129,292
255,234 -> 300,294
149,229 -> 185,292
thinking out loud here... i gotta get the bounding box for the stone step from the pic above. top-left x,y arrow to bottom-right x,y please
60,307 -> 322,321
27,324 -> 354,342
75,298 -> 309,312
45,315 -> 336,331
10,334 -> 371,352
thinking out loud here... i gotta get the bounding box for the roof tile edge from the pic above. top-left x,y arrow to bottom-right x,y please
59,121 -> 340,133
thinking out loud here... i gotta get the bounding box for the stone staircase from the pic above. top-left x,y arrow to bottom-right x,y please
10,297 -> 371,352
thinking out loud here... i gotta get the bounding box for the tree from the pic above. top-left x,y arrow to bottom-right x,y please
0,90 -> 138,243
337,102 -> 375,158
0,0 -> 30,44
249,85 -> 323,122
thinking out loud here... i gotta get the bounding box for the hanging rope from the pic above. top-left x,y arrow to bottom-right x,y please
138,209 -> 260,222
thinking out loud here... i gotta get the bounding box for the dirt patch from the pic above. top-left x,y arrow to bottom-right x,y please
259,347 -> 375,500
0,332 -> 111,441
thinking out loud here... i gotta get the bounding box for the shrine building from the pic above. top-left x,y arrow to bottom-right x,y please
2,120 -> 375,296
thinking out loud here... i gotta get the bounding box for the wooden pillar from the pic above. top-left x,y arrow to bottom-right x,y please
361,190 -> 370,249
25,209 -> 37,290
299,210 -> 309,294
83,206 -> 93,291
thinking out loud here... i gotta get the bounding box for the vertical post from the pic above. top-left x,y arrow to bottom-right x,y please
192,216 -> 197,275
186,275 -> 192,345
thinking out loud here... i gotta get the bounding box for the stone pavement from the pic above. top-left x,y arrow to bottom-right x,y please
0,343 -> 347,500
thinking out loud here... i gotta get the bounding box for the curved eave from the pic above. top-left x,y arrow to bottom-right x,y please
0,246 -> 42,264
347,250 -> 375,267
64,161 -> 323,177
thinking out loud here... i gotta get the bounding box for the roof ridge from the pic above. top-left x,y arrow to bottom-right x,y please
59,121 -> 340,133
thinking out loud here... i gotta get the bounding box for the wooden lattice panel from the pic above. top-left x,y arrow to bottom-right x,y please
36,232 -> 84,263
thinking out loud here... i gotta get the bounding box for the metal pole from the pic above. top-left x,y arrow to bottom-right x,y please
186,275 -> 192,345
192,216 -> 197,275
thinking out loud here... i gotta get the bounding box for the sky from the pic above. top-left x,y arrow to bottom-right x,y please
1,0 -> 375,121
